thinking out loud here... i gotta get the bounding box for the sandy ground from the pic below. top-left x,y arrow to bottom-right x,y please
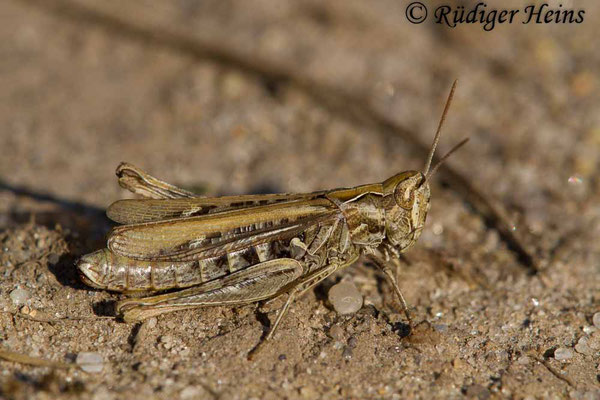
1,0 -> 599,399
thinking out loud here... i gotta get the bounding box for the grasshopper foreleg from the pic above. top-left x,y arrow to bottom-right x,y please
366,248 -> 412,325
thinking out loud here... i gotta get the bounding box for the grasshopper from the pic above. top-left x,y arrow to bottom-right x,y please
77,82 -> 467,354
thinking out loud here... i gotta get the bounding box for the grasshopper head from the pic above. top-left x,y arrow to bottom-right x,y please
382,171 -> 430,251
379,81 -> 468,253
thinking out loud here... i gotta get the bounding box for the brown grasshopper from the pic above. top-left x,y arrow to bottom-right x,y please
77,82 -> 467,354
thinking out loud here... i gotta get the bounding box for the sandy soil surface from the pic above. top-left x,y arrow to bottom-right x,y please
1,1 -> 599,399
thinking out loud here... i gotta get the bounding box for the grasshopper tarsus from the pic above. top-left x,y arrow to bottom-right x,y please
247,292 -> 297,361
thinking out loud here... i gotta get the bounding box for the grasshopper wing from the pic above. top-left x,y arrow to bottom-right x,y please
107,197 -> 340,262
115,162 -> 198,199
107,192 -> 327,224
109,163 -> 328,224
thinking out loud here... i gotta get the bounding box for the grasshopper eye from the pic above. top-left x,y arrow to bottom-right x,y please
393,180 -> 416,210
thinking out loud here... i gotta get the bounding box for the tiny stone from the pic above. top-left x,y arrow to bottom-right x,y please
180,386 -> 206,400
278,354 -> 286,361
517,355 -> 530,365
360,304 -> 378,318
587,332 -> 600,350
76,352 -> 104,373
342,346 -> 353,360
554,347 -> 574,361
300,386 -> 317,399
465,384 -> 490,400
574,337 -> 592,356
47,253 -> 60,265
593,312 -> 600,329
583,326 -> 596,335
10,288 -> 29,305
180,347 -> 190,357
147,317 -> 158,329
328,325 -> 344,341
36,274 -> 47,285
328,281 -> 363,315
347,337 -> 357,348
160,335 -> 174,349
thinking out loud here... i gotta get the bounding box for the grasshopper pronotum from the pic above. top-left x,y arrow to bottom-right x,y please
78,82 -> 467,354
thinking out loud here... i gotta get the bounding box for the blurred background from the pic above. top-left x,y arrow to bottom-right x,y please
1,1 -> 599,399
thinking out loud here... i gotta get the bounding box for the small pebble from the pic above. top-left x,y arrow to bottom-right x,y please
47,253 -> 60,265
160,335 -> 174,350
10,288 -> 29,305
147,317 -> 158,329
180,386 -> 206,400
347,337 -> 358,348
300,386 -> 317,399
76,352 -> 104,373
554,347 -> 574,361
593,312 -> 600,329
278,354 -> 287,361
574,337 -> 593,356
328,281 -> 363,315
465,384 -> 491,400
583,326 -> 596,335
179,347 -> 190,357
517,355 -> 530,365
588,332 -> 600,350
328,325 -> 344,341
342,346 -> 353,360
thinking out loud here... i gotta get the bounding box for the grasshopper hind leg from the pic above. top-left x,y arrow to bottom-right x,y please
116,258 -> 305,322
248,263 -> 340,359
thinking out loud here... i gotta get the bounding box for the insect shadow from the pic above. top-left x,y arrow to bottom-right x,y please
91,299 -> 119,317
47,253 -> 92,291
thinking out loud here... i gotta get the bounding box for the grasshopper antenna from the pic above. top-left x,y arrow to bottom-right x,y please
420,80 -> 469,186
423,137 -> 469,186
423,80 -> 457,176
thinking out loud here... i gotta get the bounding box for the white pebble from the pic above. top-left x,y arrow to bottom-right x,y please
583,326 -> 596,335
147,317 -> 158,329
180,386 -> 206,400
76,352 -> 104,373
9,288 -> 29,305
328,281 -> 363,315
574,337 -> 592,356
593,312 -> 600,329
554,347 -> 574,361
516,355 -> 530,365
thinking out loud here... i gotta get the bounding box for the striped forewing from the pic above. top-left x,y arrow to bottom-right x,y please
107,197 -> 340,262
107,192 -> 328,224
